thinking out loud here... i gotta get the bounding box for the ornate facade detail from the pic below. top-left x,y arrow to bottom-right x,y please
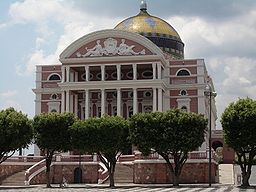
76,38 -> 145,57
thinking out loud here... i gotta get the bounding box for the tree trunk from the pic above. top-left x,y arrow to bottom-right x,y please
45,150 -> 54,188
173,175 -> 180,187
109,161 -> 115,187
109,171 -> 115,187
241,170 -> 251,187
46,160 -> 51,188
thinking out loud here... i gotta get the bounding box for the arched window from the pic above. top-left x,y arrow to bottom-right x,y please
180,106 -> 187,112
180,90 -> 187,96
48,74 -> 61,81
177,69 -> 190,76
50,94 -> 58,100
51,109 -> 57,113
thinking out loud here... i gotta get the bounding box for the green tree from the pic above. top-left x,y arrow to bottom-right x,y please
129,109 -> 207,186
71,115 -> 130,187
221,98 -> 256,187
33,112 -> 75,188
0,108 -> 33,163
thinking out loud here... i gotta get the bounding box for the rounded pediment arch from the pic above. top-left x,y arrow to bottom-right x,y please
60,29 -> 164,60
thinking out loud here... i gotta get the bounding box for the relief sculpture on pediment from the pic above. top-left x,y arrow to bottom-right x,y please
76,38 -> 145,57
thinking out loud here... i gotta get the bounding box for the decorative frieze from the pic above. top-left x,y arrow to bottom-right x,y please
76,38 -> 145,57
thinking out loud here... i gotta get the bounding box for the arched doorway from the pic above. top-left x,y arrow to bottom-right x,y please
212,140 -> 223,151
212,140 -> 224,162
74,167 -> 82,183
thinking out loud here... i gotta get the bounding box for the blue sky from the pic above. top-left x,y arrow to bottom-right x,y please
0,0 -> 256,129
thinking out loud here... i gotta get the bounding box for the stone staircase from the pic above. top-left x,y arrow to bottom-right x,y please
219,164 -> 234,184
104,163 -> 133,184
1,170 -> 26,186
114,163 -> 133,183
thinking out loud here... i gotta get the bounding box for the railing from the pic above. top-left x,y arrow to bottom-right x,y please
25,159 -> 46,185
118,155 -> 135,162
98,162 -> 109,184
171,79 -> 196,84
4,156 -> 44,163
134,151 -> 217,161
59,155 -> 94,162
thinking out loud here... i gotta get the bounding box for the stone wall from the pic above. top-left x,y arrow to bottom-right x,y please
30,163 -> 99,185
134,160 -> 218,184
0,164 -> 30,184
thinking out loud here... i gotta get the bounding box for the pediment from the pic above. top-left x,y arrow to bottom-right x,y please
69,37 -> 151,58
60,29 -> 164,60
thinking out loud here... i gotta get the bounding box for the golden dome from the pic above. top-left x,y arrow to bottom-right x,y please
114,10 -> 181,41
114,1 -> 184,59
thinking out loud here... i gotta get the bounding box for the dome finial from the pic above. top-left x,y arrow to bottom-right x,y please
140,0 -> 147,11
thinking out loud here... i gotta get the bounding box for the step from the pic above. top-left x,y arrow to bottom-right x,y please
1,170 -> 26,186
103,163 -> 134,184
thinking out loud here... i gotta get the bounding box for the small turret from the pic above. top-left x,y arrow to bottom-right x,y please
140,0 -> 147,11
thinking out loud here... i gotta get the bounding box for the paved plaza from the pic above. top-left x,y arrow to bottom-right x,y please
1,185 -> 256,192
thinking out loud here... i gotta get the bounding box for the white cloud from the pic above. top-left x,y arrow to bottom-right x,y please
0,90 -> 17,98
8,0 -> 119,76
0,90 -> 21,111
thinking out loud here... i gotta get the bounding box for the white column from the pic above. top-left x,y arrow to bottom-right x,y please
66,66 -> 70,82
85,90 -> 89,119
157,63 -> 162,80
117,65 -> 121,80
66,90 -> 70,112
70,94 -> 74,113
117,88 -> 121,116
85,66 -> 89,81
101,65 -> 105,81
61,67 -> 65,83
74,94 -> 78,117
153,88 -> 157,112
101,89 -> 105,117
152,63 -> 156,80
133,88 -> 138,114
133,63 -> 137,80
80,103 -> 84,120
61,91 -> 65,112
158,88 -> 163,112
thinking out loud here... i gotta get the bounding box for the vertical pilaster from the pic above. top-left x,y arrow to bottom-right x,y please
85,89 -> 89,119
133,88 -> 138,114
158,88 -> 163,112
66,66 -> 70,82
117,65 -> 121,80
133,63 -> 137,80
66,90 -> 70,112
61,91 -> 65,112
153,88 -> 157,112
101,89 -> 105,116
157,63 -> 162,80
152,63 -> 156,80
61,67 -> 65,83
101,65 -> 105,81
117,88 -> 121,116
74,94 -> 78,117
85,66 -> 89,81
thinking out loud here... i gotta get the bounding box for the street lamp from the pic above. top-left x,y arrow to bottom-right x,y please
204,84 -> 217,187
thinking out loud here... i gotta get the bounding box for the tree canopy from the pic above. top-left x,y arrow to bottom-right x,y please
33,112 -> 76,187
0,107 -> 33,163
221,98 -> 256,187
71,115 -> 130,187
129,109 -> 207,186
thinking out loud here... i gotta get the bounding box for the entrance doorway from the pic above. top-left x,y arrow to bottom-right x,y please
74,167 -> 82,183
